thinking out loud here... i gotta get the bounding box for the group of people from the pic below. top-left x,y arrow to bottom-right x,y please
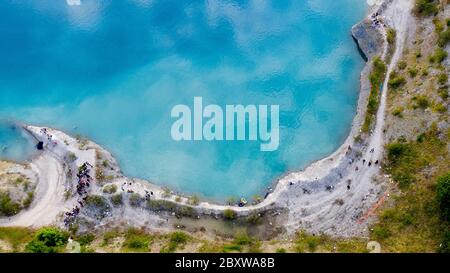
40,128 -> 58,147
64,162 -> 93,226
371,12 -> 384,29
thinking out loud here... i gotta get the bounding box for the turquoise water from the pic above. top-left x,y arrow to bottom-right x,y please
0,0 -> 367,200
0,121 -> 38,162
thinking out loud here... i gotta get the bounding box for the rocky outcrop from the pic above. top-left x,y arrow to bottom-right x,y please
351,0 -> 392,61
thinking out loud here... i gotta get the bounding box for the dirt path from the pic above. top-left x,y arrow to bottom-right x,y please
0,153 -> 68,227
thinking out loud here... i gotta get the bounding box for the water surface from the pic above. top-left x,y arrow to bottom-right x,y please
0,0 -> 367,199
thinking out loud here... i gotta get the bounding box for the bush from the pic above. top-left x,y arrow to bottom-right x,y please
430,48 -> 448,63
388,72 -> 406,89
188,195 -> 199,206
397,60 -> 407,70
128,193 -> 143,207
415,0 -> 439,16
0,191 -> 21,217
408,67 -> 418,78
438,28 -> 450,47
77,233 -> 95,246
437,73 -> 448,85
102,184 -> 117,194
436,173 -> 450,221
223,209 -> 237,220
392,107 -> 404,117
25,227 -> 68,253
122,228 -> 152,252
387,28 -> 396,45
412,95 -> 430,109
372,226 -> 391,240
161,232 -> 190,253
110,194 -> 123,206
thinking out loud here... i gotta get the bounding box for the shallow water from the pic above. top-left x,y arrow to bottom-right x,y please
0,121 -> 38,162
0,0 -> 367,200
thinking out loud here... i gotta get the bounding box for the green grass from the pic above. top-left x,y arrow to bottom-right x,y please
161,231 -> 190,253
122,228 -> 152,252
0,227 -> 35,251
294,230 -> 367,253
374,126 -> 450,252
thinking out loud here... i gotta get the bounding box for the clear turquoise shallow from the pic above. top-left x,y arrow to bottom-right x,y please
0,0 -> 367,200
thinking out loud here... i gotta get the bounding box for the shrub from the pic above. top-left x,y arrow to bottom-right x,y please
223,209 -> 237,220
122,228 -> 152,252
76,233 -> 95,246
415,0 -> 439,16
129,193 -> 143,207
436,173 -> 450,221
372,226 -> 391,240
392,106 -> 404,117
188,195 -> 199,206
408,67 -> 418,78
276,248 -> 286,253
0,191 -> 21,217
102,184 -> 117,194
222,244 -> 242,253
146,200 -> 176,211
430,48 -> 448,63
397,60 -> 407,70
387,28 -> 396,45
412,95 -> 430,109
86,195 -> 108,208
110,194 -> 123,206
437,73 -> 448,85
161,232 -> 190,253
388,72 -> 406,89
438,28 -> 450,47
233,233 -> 253,246
386,142 -> 418,188
25,227 -> 68,253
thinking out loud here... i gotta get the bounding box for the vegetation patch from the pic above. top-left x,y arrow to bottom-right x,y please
122,228 -> 152,252
25,227 -> 68,253
362,57 -> 387,133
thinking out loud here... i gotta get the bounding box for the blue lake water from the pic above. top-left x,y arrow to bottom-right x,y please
0,0 -> 367,200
